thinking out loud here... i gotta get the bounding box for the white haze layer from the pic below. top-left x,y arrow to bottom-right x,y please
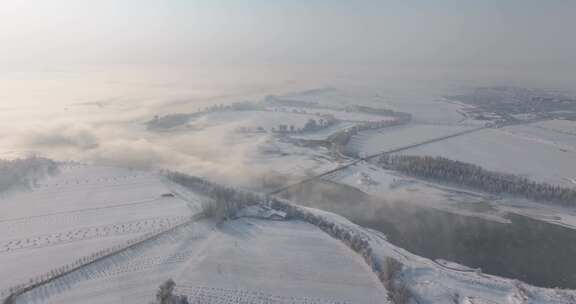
0,64 -> 343,184
1,63 -> 574,186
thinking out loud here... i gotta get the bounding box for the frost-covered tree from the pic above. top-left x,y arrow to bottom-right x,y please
379,155 -> 576,206
303,118 -> 318,131
163,171 -> 261,222
0,157 -> 58,194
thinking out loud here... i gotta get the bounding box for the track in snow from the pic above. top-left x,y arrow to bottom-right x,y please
0,216 -> 187,254
176,285 -> 352,304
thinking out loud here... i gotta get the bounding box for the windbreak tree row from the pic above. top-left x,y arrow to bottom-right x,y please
379,155 -> 576,206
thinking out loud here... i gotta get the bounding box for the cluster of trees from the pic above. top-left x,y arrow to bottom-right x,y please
147,113 -> 194,130
202,101 -> 262,112
0,157 -> 58,194
163,171 -> 261,222
303,118 -> 334,132
270,197 -> 412,303
379,155 -> 576,206
148,101 -> 263,131
345,105 -> 413,121
270,118 -> 336,134
237,115 -> 336,135
149,279 -> 189,304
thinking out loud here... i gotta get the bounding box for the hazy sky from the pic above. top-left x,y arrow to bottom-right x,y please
1,0 -> 575,70
1,0 -> 575,179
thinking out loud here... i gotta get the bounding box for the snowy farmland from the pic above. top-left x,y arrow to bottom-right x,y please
345,123 -> 475,156
279,87 -> 383,109
0,164 -> 390,303
532,119 -> 576,135
0,164 -> 202,301
252,142 -> 337,179
321,162 -> 510,223
25,217 -> 391,304
288,121 -> 358,141
397,128 -> 576,187
267,106 -> 396,123
388,98 -> 467,124
279,87 -> 458,123
188,110 -> 319,132
503,121 -> 576,153
1,164 -> 576,303
323,161 -> 576,229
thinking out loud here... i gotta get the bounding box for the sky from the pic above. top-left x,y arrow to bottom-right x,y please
1,0 -> 575,71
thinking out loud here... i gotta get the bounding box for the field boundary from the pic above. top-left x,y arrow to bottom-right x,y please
2,213 -> 201,304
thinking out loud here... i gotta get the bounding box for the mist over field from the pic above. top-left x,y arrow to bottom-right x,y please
1,64 -> 574,186
0,65 -> 458,181
2,2 -> 576,303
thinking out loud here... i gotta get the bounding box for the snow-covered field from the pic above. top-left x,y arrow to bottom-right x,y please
0,164 -> 202,299
323,162 -> 510,223
390,99 -> 467,124
188,110 -> 319,132
19,217 -> 390,304
280,87 -> 382,109
289,121 -> 358,141
176,218 -> 388,304
503,122 -> 576,153
0,165 -> 389,304
282,204 -> 576,304
398,128 -> 576,187
248,138 -> 339,180
2,164 -> 575,303
373,94 -> 470,125
533,119 -> 576,135
324,161 -> 576,230
346,124 -> 474,156
268,106 -> 396,123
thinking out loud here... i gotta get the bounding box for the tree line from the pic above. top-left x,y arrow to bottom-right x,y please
378,155 -> 576,206
163,171 -> 262,222
0,157 -> 58,194
164,170 -> 413,303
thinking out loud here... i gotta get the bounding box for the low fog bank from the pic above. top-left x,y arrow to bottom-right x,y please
1,64 -> 575,188
0,65 -> 320,186
1,115 -> 277,187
